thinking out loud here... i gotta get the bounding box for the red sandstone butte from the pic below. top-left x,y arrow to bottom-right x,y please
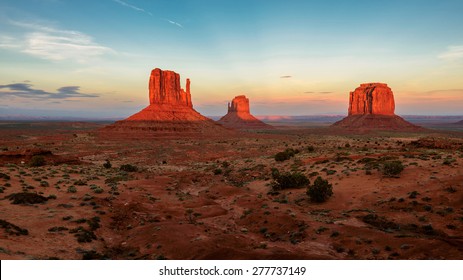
103,68 -> 228,134
333,83 -> 423,131
217,95 -> 273,129
348,83 -> 395,116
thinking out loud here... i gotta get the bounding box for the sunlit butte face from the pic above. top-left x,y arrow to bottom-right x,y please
0,0 -> 462,118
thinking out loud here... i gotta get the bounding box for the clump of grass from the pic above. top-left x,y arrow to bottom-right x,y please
67,186 -> 77,193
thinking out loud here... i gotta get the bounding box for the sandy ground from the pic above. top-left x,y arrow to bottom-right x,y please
0,122 -> 462,259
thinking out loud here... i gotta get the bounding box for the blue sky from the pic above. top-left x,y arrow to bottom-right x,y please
0,0 -> 462,118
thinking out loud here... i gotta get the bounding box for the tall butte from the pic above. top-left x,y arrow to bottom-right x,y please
332,83 -> 422,131
103,68 -> 228,134
217,95 -> 273,129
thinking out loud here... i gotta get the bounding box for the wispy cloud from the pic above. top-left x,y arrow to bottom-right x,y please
0,21 -> 114,63
438,45 -> 463,60
163,19 -> 183,28
0,83 -> 99,100
111,1 -> 183,28
280,75 -> 292,78
113,0 -> 152,16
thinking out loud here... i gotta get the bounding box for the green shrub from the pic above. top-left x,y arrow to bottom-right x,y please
382,161 -> 404,177
29,155 -> 45,167
307,176 -> 333,203
274,151 -> 291,162
120,164 -> 138,172
272,171 -> 309,191
274,148 -> 300,162
213,168 -> 222,175
67,186 -> 77,193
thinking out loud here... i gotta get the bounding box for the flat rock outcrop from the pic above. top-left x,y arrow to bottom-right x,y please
217,95 -> 273,129
103,68 -> 228,135
333,83 -> 423,131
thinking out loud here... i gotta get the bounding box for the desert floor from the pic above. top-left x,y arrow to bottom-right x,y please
0,122 -> 462,259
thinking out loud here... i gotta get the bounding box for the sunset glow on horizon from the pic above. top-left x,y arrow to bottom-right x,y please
1,0 -> 462,118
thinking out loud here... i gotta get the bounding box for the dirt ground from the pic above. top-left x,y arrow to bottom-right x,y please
0,121 -> 462,259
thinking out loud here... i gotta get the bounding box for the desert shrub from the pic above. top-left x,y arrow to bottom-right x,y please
307,146 -> 315,152
382,161 -> 404,177
213,168 -> 222,175
120,164 -> 138,172
0,219 -> 29,235
40,181 -> 49,187
87,217 -> 101,231
306,176 -> 333,203
74,179 -> 87,186
70,227 -> 97,243
67,186 -> 77,193
272,171 -> 309,191
48,226 -> 68,232
93,187 -> 104,194
274,151 -> 291,162
274,148 -> 299,162
6,192 -> 48,204
29,155 -> 45,167
0,172 -> 10,180
103,160 -> 112,169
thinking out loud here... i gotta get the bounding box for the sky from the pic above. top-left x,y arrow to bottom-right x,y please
0,0 -> 463,118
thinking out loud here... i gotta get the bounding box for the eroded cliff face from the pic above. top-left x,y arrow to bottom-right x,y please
149,68 -> 192,107
218,95 -> 272,129
348,83 -> 395,116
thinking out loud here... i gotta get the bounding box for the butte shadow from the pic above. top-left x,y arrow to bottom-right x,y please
102,68 -> 231,136
332,83 -> 424,132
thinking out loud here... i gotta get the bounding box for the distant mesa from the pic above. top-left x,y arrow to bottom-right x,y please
332,83 -> 423,131
103,68 -> 228,134
217,95 -> 273,129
